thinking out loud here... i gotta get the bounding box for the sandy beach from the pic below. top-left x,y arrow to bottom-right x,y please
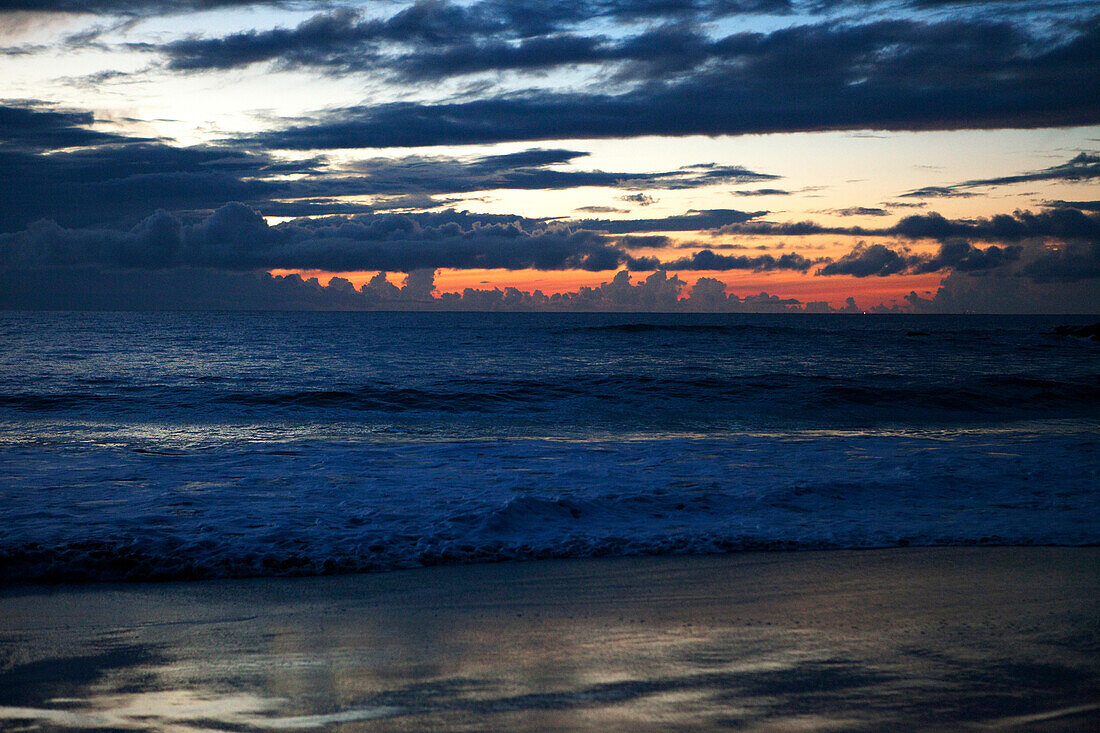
1,547 -> 1097,731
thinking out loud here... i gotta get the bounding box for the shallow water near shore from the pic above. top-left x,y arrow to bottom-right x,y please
1,549 -> 1098,731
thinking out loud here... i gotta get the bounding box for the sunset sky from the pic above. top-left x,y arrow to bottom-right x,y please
1,0 -> 1097,311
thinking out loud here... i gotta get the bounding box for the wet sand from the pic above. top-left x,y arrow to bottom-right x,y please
1,547 -> 1098,731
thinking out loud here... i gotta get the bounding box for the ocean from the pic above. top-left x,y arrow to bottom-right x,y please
1,311 -> 1097,583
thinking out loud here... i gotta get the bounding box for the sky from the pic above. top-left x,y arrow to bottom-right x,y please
0,0 -> 1097,312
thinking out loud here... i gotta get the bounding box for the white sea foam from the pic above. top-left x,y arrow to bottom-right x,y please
1,430 -> 1096,582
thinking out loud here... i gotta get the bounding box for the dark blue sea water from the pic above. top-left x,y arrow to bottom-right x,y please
0,311 -> 1097,582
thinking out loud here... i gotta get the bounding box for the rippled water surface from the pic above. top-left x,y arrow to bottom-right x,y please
1,311 -> 1097,581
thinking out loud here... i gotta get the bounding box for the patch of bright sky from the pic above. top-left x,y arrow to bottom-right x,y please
433,127 -> 1099,225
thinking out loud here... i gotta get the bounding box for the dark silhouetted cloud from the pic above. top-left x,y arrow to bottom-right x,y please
342,152 -> 778,195
574,206 -> 629,214
903,152 -> 1100,197
569,209 -> 765,234
819,236 -> 1093,282
713,207 -> 1100,244
0,1 -> 310,16
663,249 -> 817,271
6,258 -> 1094,313
730,188 -> 791,196
712,219 -> 846,236
900,186 -> 979,198
905,270 -> 1100,314
833,207 -> 890,217
0,141 -> 290,230
0,102 -> 143,150
16,201 -> 1083,286
1044,200 -> 1100,212
909,239 -> 1021,274
157,9 -> 379,72
891,208 -> 1100,242
3,0 -> 796,21
240,16 -> 1100,147
0,204 -> 689,273
817,243 -> 917,277
0,99 -> 781,230
1017,239 -> 1100,283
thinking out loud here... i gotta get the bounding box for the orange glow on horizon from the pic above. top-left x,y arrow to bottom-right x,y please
267,267 -> 945,309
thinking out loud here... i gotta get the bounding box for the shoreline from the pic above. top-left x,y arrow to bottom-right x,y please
2,546 -> 1098,731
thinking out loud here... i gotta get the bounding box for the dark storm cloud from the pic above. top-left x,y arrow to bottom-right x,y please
890,209 -> 1100,243
899,186 -> 978,198
570,209 -> 766,234
0,264 -> 446,311
0,102 -> 142,150
386,24 -> 727,83
159,20 -> 602,76
818,237 -> 1094,282
6,0 -> 1062,21
902,153 -> 1100,198
963,152 -> 1100,186
909,239 -> 1021,274
712,219 -> 843,236
343,152 -> 777,195
0,202 -> 819,277
1017,240 -> 1100,283
2,207 -> 1094,312
4,259 -> 1093,312
0,142 -> 775,230
905,270 -> 1100,314
816,239 -> 1020,278
148,6 -> 1099,93
817,243 -> 917,277
0,99 -> 780,230
574,206 -> 629,214
156,9 -> 376,72
663,249 -> 816,271
571,0 -> 793,19
0,204 -> 656,273
903,0 -> 1084,11
152,4 -> 518,72
730,188 -> 791,196
255,198 -> 441,218
1044,200 -> 1100,212
0,141 -> 295,230
833,207 -> 890,217
0,1 -> 310,15
110,1 -> 794,75
0,140 -> 774,230
29,3 -> 1088,146
713,208 -> 1100,244
237,14 -> 1099,147
2,0 -> 792,19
